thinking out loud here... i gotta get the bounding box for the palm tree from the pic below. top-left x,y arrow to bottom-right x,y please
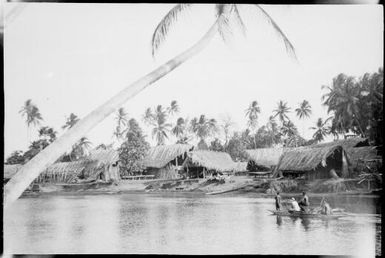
273,100 -> 291,124
62,113 -> 80,130
245,101 -> 261,129
321,74 -> 364,136
190,114 -> 218,146
267,115 -> 280,145
295,100 -> 312,137
19,99 -> 43,141
113,108 -> 129,141
151,105 -> 172,145
281,120 -> 299,147
5,4 -> 296,208
172,117 -> 186,141
310,118 -> 329,143
167,100 -> 179,116
71,137 -> 92,160
245,101 -> 261,148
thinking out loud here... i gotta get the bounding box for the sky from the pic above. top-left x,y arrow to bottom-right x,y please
3,3 -> 383,158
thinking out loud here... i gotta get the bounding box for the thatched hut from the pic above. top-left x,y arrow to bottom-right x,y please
83,148 -> 120,182
142,144 -> 194,179
35,160 -> 92,183
274,145 -> 351,180
182,150 -> 236,178
245,148 -> 285,171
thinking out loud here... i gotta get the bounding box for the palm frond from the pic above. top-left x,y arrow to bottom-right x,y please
254,5 -> 297,61
151,4 -> 191,58
232,5 -> 246,36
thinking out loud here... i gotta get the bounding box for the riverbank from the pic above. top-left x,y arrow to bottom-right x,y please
24,176 -> 381,198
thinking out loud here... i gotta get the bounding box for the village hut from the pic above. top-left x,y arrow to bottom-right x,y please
3,164 -> 23,184
182,150 -> 237,178
245,148 -> 285,171
35,160 -> 92,184
142,144 -> 194,179
274,145 -> 351,180
82,148 -> 120,182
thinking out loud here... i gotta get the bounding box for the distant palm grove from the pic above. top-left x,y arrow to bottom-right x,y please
6,67 -> 383,165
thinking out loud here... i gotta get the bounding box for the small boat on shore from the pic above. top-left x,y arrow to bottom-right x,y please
269,210 -> 346,219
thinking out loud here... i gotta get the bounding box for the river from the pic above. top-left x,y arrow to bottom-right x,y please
3,192 -> 381,255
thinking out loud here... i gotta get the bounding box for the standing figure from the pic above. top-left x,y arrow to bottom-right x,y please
275,192 -> 282,211
298,191 -> 310,212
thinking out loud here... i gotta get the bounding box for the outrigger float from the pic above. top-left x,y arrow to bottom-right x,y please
269,210 -> 347,220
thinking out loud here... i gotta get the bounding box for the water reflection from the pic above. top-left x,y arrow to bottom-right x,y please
4,193 -> 381,255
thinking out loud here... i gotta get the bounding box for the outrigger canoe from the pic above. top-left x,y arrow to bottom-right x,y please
269,210 -> 346,219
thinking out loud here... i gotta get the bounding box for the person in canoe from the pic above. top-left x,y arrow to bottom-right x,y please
289,197 -> 301,212
298,191 -> 310,212
320,197 -> 333,215
275,192 -> 282,211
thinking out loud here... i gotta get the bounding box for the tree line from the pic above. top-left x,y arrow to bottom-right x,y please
6,67 -> 383,168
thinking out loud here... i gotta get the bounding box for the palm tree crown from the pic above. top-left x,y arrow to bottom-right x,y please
295,100 -> 312,120
19,99 -> 43,128
310,118 -> 329,143
273,100 -> 291,123
62,113 -> 80,130
245,100 -> 261,129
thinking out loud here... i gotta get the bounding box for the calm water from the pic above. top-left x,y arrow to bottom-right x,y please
4,192 -> 381,255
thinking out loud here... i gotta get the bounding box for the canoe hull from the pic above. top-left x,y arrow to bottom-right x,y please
269,210 -> 345,219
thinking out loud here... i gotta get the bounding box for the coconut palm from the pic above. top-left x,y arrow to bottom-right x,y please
295,100 -> 312,137
245,101 -> 261,130
190,115 -> 218,146
310,118 -> 329,143
267,115 -> 280,145
5,4 -> 296,208
167,100 -> 179,116
19,99 -> 43,141
113,108 -> 129,141
151,105 -> 172,145
71,137 -> 92,160
172,117 -> 186,140
273,100 -> 291,124
62,113 -> 80,130
321,74 -> 364,136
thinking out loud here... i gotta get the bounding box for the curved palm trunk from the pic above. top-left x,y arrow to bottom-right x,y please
4,19 -> 221,209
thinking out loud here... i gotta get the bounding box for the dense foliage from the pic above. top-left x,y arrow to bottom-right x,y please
119,119 -> 150,176
322,68 -> 383,145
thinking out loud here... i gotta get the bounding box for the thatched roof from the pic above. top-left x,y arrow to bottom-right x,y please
42,160 -> 91,175
234,161 -> 248,172
245,148 -> 285,168
310,137 -> 369,150
186,150 -> 236,172
142,144 -> 194,168
346,146 -> 380,168
87,148 -> 119,167
4,164 -> 23,179
276,145 -> 345,172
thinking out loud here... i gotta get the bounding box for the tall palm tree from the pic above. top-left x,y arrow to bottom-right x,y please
190,114 -> 218,146
172,117 -> 186,140
5,4 -> 296,208
245,101 -> 261,130
321,74 -> 364,136
245,101 -> 261,148
295,100 -> 312,137
71,137 -> 92,160
273,100 -> 291,124
62,113 -> 80,130
19,99 -> 43,141
310,118 -> 329,143
267,115 -> 280,145
167,100 -> 179,116
113,107 -> 129,141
